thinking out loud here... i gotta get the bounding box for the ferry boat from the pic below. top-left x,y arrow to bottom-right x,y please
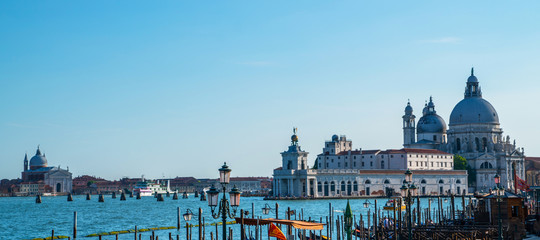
383,197 -> 406,211
133,178 -> 173,197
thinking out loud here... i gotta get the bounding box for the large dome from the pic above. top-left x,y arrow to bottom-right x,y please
29,147 -> 48,169
417,114 -> 447,133
449,97 -> 499,126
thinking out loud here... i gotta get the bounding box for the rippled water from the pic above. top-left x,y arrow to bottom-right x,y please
1,195 -> 466,240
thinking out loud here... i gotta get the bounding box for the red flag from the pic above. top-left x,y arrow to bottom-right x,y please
268,223 -> 287,240
516,174 -> 530,191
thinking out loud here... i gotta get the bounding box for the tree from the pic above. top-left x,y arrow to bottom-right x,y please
453,155 -> 467,170
312,159 -> 318,169
454,155 -> 476,187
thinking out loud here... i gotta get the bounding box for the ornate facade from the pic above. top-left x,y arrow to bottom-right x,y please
272,132 -> 467,198
403,69 -> 526,192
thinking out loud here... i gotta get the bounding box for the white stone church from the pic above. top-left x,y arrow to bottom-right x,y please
272,69 -> 525,198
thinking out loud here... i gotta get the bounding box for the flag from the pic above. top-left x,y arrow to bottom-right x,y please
268,223 -> 287,240
516,174 -> 530,191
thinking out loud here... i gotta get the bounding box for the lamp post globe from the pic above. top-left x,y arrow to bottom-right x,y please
183,209 -> 193,222
405,169 -> 413,183
229,185 -> 241,208
262,206 -> 270,215
219,162 -> 232,185
363,199 -> 371,208
207,186 -> 219,208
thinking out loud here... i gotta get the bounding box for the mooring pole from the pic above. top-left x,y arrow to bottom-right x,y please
73,211 -> 77,239
177,207 -> 181,230
199,208 -> 203,240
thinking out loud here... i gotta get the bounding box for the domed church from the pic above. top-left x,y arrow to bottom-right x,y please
403,69 -> 525,192
20,146 -> 72,195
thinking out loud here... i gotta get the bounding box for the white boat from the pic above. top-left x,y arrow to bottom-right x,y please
133,178 -> 173,197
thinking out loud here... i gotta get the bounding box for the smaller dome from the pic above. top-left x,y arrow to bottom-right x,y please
29,147 -> 48,169
417,114 -> 447,133
332,134 -> 339,142
404,101 -> 413,114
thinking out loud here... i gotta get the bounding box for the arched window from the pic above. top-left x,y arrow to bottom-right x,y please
384,179 -> 390,184
353,181 -> 358,191
330,182 -> 336,191
438,179 -> 444,184
482,137 -> 488,151
480,162 -> 493,169
421,179 -> 427,184
341,181 -> 346,191
475,137 -> 480,151
456,179 -> 461,184
365,179 -> 371,184
381,160 -> 385,169
317,182 -> 322,192
456,138 -> 461,151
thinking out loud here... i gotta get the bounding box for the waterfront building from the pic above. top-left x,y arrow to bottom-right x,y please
525,157 -> 540,187
403,69 -> 526,192
272,132 -> 467,198
19,146 -> 72,195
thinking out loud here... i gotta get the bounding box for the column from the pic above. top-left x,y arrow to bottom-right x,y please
305,178 -> 310,197
313,178 -> 318,197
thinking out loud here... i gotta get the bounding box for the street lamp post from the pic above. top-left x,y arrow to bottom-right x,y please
206,162 -> 241,240
400,169 -> 416,240
183,209 -> 194,240
494,174 -> 504,240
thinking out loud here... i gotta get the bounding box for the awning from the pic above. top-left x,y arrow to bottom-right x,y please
233,218 -> 324,230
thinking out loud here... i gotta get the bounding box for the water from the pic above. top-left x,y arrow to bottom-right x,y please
0,195 -> 467,240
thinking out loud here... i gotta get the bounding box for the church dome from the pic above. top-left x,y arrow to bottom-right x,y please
449,98 -> 499,126
449,69 -> 499,126
416,97 -> 446,134
29,147 -> 48,169
417,114 -> 447,133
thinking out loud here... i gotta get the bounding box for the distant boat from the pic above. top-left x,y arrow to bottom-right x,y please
383,197 -> 406,211
133,178 -> 173,197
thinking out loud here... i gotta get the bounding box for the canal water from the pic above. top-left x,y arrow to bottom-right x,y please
1,195 -> 467,240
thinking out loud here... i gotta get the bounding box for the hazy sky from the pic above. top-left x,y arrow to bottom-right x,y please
1,1 -> 540,180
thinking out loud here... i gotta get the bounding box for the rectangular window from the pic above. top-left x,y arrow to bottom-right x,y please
416,162 -> 418,166
361,162 -> 365,167
370,162 -> 373,167
338,163 -> 341,167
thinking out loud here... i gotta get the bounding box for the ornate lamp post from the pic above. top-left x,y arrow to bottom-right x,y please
494,174 -> 504,240
207,162 -> 241,240
183,209 -> 194,240
400,169 -> 416,240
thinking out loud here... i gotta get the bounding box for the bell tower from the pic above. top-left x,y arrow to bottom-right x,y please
403,100 -> 416,146
23,153 -> 28,171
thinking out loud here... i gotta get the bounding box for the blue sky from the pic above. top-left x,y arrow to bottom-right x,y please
1,1 -> 539,180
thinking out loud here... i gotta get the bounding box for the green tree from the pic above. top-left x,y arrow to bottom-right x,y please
312,159 -> 318,169
453,154 -> 467,170
454,155 -> 476,187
